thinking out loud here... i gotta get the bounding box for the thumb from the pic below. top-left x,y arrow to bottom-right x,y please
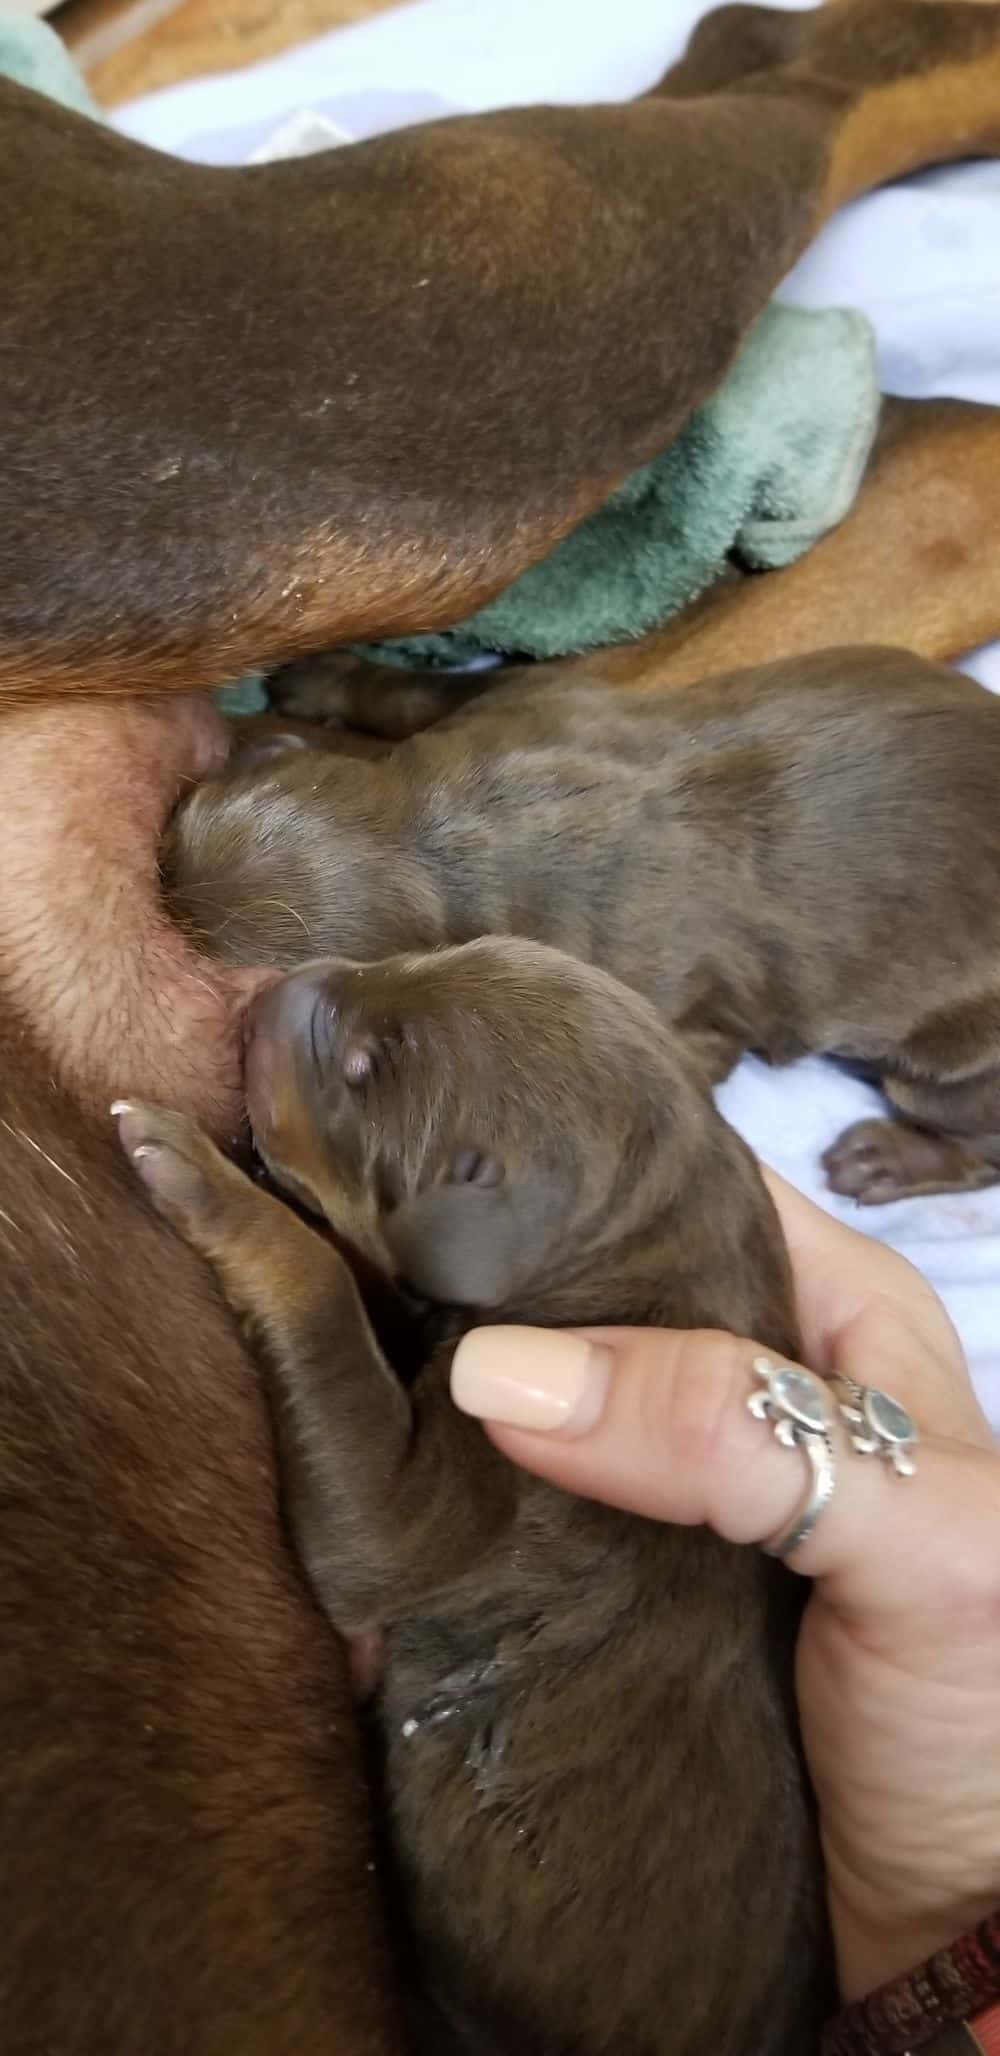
450,1324 -> 999,1603
452,1324 -> 827,1550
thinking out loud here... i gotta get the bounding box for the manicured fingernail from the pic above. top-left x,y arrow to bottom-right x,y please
451,1328 -> 612,1435
110,1100 -> 134,1116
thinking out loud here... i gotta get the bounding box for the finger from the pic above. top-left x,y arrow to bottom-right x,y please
451,1324 -> 1000,1614
762,1170 -> 991,1444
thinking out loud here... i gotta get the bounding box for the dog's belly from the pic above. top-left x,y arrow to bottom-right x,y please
0,696 -> 276,1132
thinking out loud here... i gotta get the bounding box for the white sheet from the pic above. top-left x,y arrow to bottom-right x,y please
113,0 -> 1000,1425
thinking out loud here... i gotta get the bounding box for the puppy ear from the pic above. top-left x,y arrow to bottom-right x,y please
383,1183 -> 523,1306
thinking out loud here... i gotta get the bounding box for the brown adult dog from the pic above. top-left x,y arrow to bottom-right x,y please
115,936 -> 829,2056
6,0 -> 1000,696
0,700 -> 405,2056
169,644 -> 1000,1203
0,1023 -> 404,2056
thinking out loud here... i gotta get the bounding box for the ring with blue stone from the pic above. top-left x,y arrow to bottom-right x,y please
830,1373 -> 918,1478
748,1356 -> 838,1558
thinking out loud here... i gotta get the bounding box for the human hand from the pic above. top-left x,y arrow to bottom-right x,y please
451,1173 -> 1000,2003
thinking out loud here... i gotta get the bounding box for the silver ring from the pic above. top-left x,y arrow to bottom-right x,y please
830,1373 -> 918,1477
748,1356 -> 838,1559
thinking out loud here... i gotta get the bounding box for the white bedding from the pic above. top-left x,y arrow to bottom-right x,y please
113,0 -> 1000,1425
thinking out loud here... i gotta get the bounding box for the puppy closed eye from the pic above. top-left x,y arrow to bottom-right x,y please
448,1148 -> 504,1189
342,1032 -> 380,1087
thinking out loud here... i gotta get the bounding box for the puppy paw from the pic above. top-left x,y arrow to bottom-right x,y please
823,1117 -> 997,1204
112,1099 -> 241,1239
114,1098 -> 338,1332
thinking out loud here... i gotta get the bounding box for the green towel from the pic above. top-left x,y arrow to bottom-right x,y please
0,12 -> 100,119
357,299 -> 879,670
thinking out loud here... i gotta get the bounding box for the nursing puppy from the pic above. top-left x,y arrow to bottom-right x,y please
168,644 -> 1000,1204
116,936 -> 829,2056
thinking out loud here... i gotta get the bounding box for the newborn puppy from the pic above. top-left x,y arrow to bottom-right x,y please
166,645 -> 1000,1203
116,937 -> 830,2056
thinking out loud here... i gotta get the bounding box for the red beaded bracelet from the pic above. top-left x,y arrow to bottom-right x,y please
822,1912 -> 1000,2056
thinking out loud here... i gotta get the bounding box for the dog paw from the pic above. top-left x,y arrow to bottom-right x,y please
823,1117 -> 995,1204
112,1099 -> 234,1234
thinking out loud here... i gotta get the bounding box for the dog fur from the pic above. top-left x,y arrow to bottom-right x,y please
169,644 -> 1000,1203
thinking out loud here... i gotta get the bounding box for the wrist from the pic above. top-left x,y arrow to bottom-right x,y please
834,1894 -> 1000,2007
824,1909 -> 1000,2056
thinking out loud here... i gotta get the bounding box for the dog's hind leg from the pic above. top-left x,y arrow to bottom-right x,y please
6,8 -> 1000,694
825,995 -> 1000,1202
541,399 -> 1000,694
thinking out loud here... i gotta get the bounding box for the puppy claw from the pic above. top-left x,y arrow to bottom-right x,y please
823,1116 -> 997,1204
823,1119 -> 914,1205
114,1100 -> 228,1232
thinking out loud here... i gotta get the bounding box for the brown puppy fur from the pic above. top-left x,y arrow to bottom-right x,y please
115,937 -> 830,2056
168,644 -> 1000,1203
6,2 -> 1000,695
0,1013 -> 403,2056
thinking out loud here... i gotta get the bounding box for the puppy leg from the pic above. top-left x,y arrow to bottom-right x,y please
570,399 -> 1000,691
268,652 -> 496,740
114,1104 -> 516,1633
825,1001 -> 1000,1202
823,1117 -> 1000,1204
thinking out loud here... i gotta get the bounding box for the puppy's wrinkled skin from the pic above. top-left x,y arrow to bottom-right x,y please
7,3 -> 1000,693
117,938 -> 830,2056
170,645 -> 1000,1199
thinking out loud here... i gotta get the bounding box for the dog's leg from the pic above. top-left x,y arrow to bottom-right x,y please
825,997 -> 1000,1201
6,6 -> 1000,693
536,399 -> 1000,693
650,3 -> 811,97
823,1114 -> 1000,1203
658,3 -> 1000,206
276,397 -> 1000,722
114,1104 -> 517,1632
268,653 -> 496,740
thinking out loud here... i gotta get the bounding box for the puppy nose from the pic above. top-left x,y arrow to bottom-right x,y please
245,967 -> 325,1051
246,966 -> 387,1090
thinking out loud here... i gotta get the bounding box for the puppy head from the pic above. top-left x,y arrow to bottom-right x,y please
163,743 -> 441,969
242,936 -> 716,1315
